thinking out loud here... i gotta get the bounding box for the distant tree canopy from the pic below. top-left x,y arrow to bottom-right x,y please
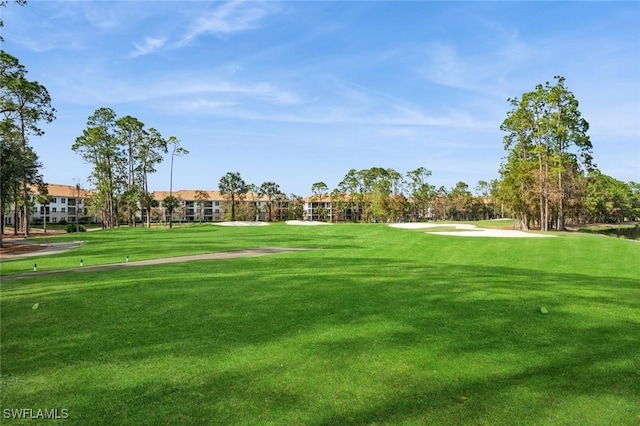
317,167 -> 494,223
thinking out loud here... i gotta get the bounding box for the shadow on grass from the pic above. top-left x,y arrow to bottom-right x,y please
2,256 -> 639,424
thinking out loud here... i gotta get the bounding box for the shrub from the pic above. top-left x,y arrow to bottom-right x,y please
66,224 -> 86,233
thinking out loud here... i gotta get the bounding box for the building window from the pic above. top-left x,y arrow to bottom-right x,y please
61,198 -> 66,204
52,217 -> 57,223
51,197 -> 57,203
214,201 -> 220,206
61,207 -> 66,213
52,207 -> 57,213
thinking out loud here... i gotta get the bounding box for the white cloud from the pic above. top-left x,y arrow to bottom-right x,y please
130,36 -> 167,58
180,99 -> 240,111
178,0 -> 273,47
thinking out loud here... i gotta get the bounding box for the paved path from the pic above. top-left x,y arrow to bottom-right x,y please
1,247 -> 312,281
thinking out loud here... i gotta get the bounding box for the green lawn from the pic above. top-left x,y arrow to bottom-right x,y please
1,223 -> 639,425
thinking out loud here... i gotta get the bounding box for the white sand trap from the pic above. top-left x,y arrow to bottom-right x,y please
390,223 -> 476,230
213,221 -> 269,226
389,222 -> 553,238
286,220 -> 333,226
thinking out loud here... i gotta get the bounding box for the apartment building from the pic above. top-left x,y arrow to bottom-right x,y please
3,184 -> 96,226
303,195 -> 334,222
145,190 -> 290,223
5,183 -> 342,226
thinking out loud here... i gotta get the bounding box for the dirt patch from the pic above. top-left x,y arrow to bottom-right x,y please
0,242 -> 48,258
1,240 -> 85,259
1,230 -> 67,258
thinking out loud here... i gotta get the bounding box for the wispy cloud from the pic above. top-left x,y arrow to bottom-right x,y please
178,0 -> 273,47
130,36 -> 167,58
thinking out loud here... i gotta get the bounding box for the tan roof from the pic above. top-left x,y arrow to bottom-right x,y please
303,195 -> 332,202
29,184 -> 92,198
152,190 -> 270,202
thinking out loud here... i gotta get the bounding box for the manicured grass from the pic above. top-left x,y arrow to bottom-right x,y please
1,224 -> 639,424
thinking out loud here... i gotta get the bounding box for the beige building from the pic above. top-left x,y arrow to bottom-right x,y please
4,184 -> 97,226
5,184 -> 324,226
147,190 -> 290,223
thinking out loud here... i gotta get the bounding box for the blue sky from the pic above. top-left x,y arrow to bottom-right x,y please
3,0 -> 639,195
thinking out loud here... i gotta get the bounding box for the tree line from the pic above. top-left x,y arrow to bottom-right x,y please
306,167 -> 494,223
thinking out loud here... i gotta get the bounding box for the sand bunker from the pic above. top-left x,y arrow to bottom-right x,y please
389,222 -> 554,238
213,221 -> 269,226
286,220 -> 333,226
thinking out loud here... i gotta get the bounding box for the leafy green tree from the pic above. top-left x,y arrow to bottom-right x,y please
406,167 -> 434,221
310,181 -> 329,221
115,115 -> 146,226
287,193 -> 304,220
244,184 -> 261,221
259,181 -> 280,222
139,192 -> 158,227
138,128 -> 167,227
585,171 -> 637,223
72,108 -> 121,228
500,76 -> 592,231
162,195 -> 180,226
474,180 -> 494,220
546,76 -> 593,229
0,120 -> 21,240
0,121 -> 43,242
73,109 -> 170,228
629,182 -> 640,221
431,186 -> 449,220
0,50 -> 55,236
330,188 -> 348,222
448,181 -> 472,221
337,169 -> 360,222
219,172 -> 247,222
